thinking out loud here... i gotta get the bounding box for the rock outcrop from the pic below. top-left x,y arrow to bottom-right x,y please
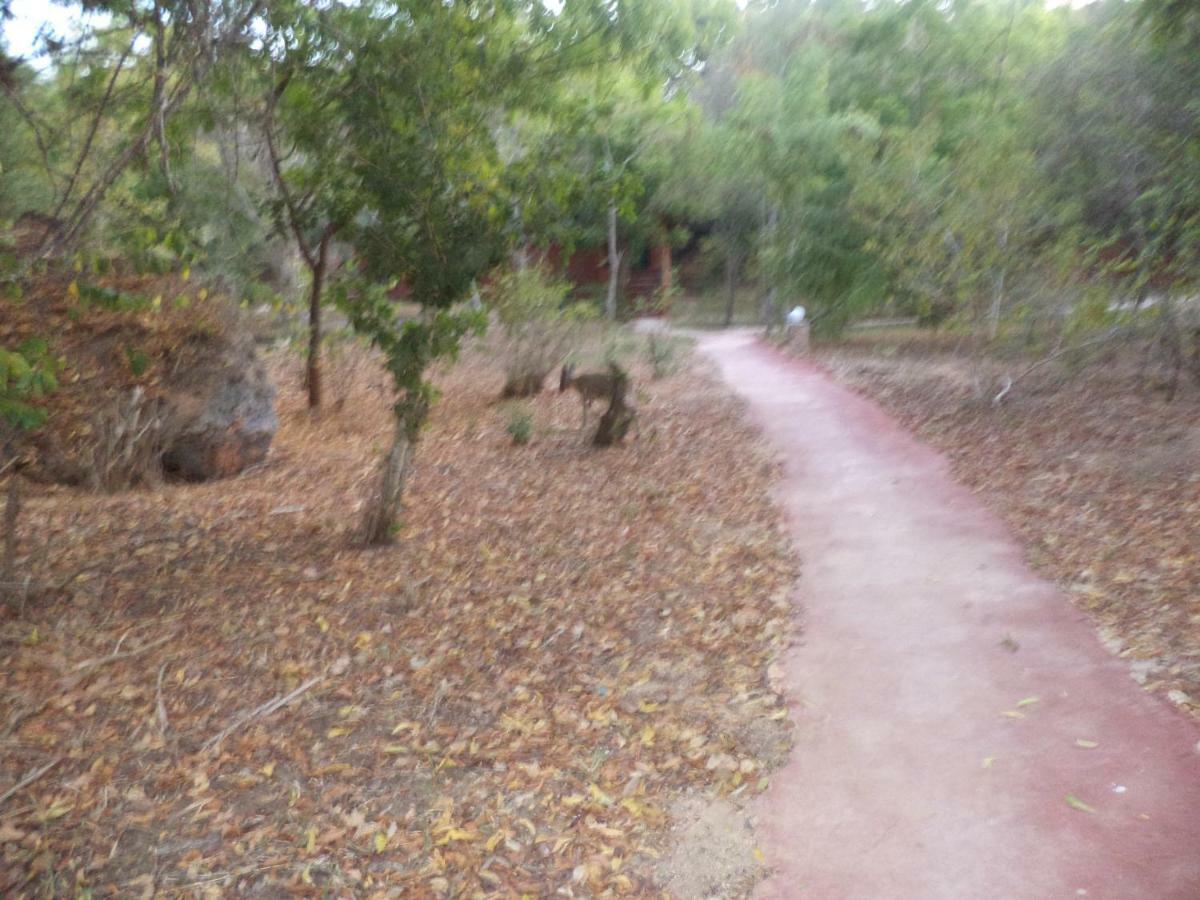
161,335 -> 277,480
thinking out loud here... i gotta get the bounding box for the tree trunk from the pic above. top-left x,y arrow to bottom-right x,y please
2,468 -> 21,608
605,204 -> 621,320
761,204 -> 780,332
723,248 -> 739,328
988,224 -> 1010,341
593,364 -> 635,447
988,268 -> 1006,341
657,241 -> 672,298
361,420 -> 414,545
306,227 -> 333,409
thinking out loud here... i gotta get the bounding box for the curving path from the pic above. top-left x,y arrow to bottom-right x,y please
697,330 -> 1200,900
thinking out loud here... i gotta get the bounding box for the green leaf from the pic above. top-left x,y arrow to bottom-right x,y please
1065,794 -> 1096,814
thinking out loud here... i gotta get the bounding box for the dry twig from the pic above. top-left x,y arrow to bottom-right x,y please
156,663 -> 170,736
73,633 -> 174,672
0,757 -> 62,808
202,676 -> 323,751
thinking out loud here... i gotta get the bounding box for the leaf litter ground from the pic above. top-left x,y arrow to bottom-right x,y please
0,342 -> 798,897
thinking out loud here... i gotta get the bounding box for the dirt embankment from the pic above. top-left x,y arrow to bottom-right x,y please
817,337 -> 1200,716
2,273 -> 275,486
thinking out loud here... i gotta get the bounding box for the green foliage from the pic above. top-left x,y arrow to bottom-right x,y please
644,332 -> 688,379
77,282 -> 151,313
666,0 -> 1200,343
334,280 -> 487,434
124,347 -> 150,377
505,407 -> 534,446
491,268 -> 589,330
0,338 -> 58,432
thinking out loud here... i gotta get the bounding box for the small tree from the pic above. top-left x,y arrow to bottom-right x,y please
260,41 -> 359,410
327,1 -> 508,544
258,0 -> 729,543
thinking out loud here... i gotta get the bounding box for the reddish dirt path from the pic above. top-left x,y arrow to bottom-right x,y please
698,331 -> 1200,900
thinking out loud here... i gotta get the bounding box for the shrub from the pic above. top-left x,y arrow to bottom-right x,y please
488,267 -> 596,397
644,332 -> 689,379
85,387 -> 176,492
505,407 -> 533,445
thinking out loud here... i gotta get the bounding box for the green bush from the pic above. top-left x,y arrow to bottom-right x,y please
0,339 -> 58,432
644,332 -> 689,379
505,407 -> 533,445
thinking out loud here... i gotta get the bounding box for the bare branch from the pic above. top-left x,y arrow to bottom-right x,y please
48,38 -> 136,227
994,327 -> 1126,405
72,633 -> 175,672
0,758 -> 62,809
202,676 -> 324,751
263,70 -> 318,269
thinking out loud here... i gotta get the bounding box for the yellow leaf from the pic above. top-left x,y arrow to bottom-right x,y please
374,831 -> 388,853
982,757 -> 996,769
305,826 -> 317,853
444,827 -> 474,841
327,726 -> 349,738
485,830 -> 505,852
382,744 -> 409,754
1016,697 -> 1040,708
67,280 -> 79,300
588,784 -> 613,805
590,823 -> 624,839
354,632 -> 372,649
41,800 -> 73,821
561,794 -> 585,808
640,726 -> 655,746
261,761 -> 276,778
1001,710 -> 1025,719
315,615 -> 330,633
1075,739 -> 1099,749
638,700 -> 660,713
753,847 -> 766,863
197,288 -> 208,301
181,266 -> 190,281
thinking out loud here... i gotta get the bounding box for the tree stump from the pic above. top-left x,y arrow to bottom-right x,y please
592,364 -> 636,447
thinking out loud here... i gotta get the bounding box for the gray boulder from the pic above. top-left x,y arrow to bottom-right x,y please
161,337 -> 277,481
